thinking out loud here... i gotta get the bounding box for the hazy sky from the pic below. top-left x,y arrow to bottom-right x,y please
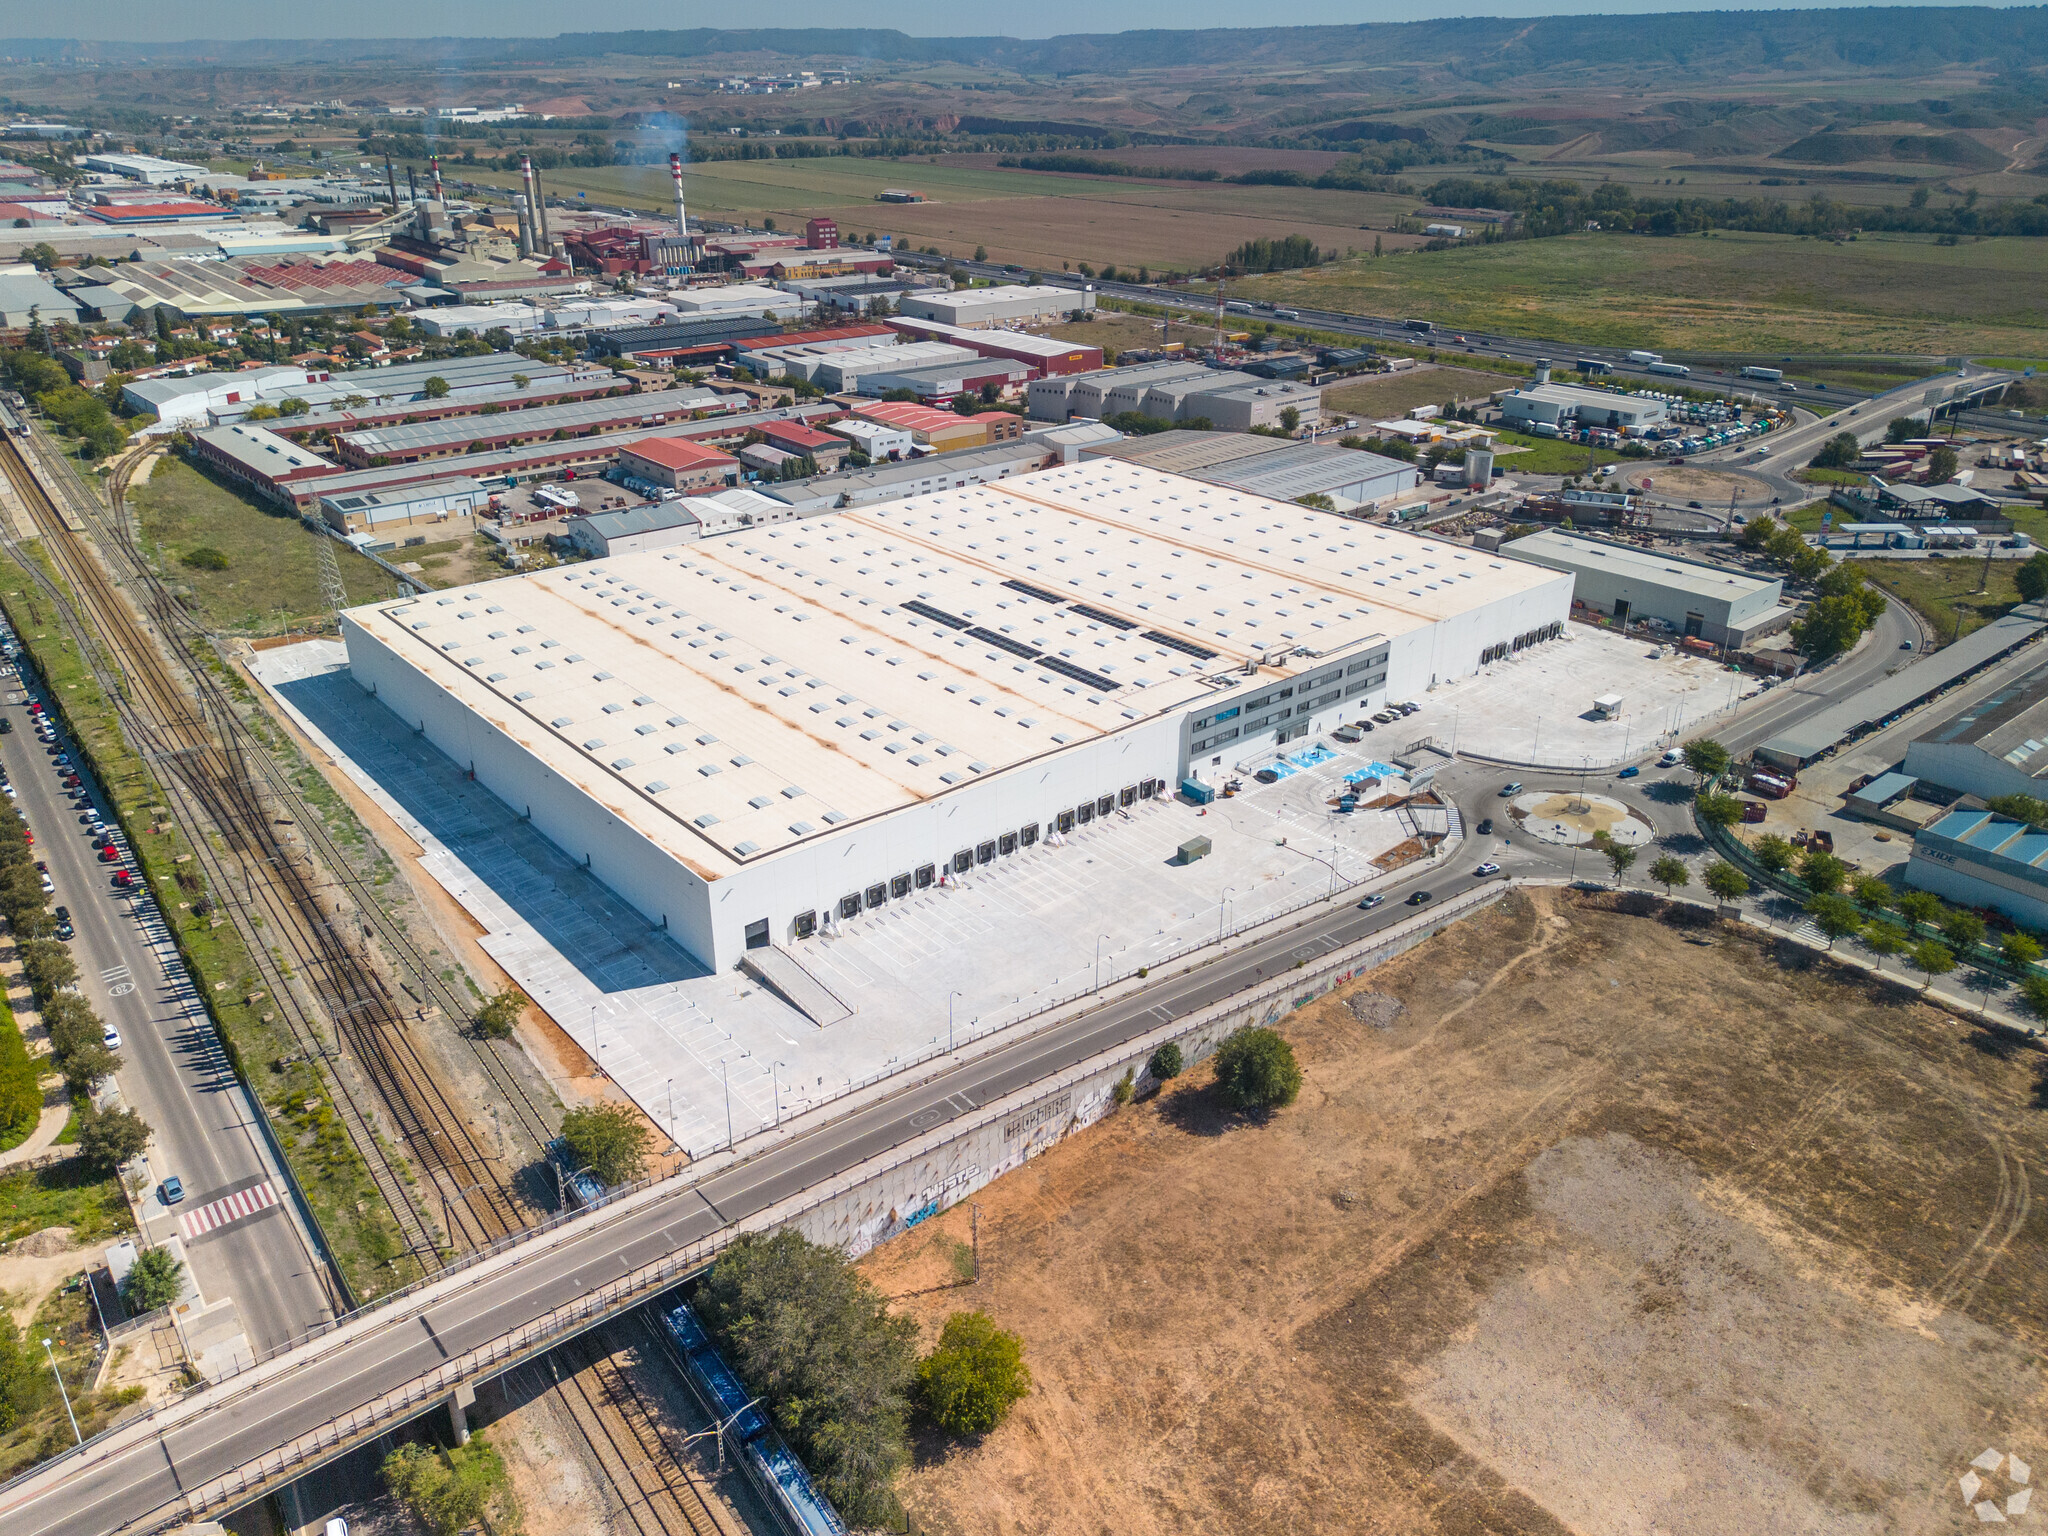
0,0 -> 2034,43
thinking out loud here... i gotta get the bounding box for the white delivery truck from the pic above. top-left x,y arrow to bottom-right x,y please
1740,365 -> 1783,382
1627,350 -> 1662,366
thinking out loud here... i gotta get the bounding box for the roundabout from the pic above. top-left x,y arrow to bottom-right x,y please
1507,788 -> 1656,848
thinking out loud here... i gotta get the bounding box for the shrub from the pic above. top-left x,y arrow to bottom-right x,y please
1111,1067 -> 1135,1106
181,546 -> 229,572
1147,1041 -> 1183,1081
1211,1026 -> 1302,1111
472,988 -> 524,1040
381,1436 -> 516,1536
557,1103 -> 650,1186
917,1311 -> 1032,1435
0,1005 -> 37,1150
122,1247 -> 184,1312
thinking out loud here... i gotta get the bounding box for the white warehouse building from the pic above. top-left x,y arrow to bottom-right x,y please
341,462 -> 1569,972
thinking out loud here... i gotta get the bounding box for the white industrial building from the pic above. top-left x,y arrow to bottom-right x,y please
81,151 -> 206,185
900,284 -> 1095,327
1497,381 -> 1668,434
341,461 -> 1570,973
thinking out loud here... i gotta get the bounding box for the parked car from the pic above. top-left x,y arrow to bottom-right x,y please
1406,890 -> 1435,906
111,868 -> 133,888
37,870 -> 51,893
54,921 -> 72,941
1358,894 -> 1384,910
97,844 -> 120,863
159,1175 -> 183,1204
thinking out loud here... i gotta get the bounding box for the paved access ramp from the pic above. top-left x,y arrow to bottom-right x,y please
740,946 -> 855,1027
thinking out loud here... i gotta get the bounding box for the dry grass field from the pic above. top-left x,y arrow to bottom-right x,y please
1322,364 -> 1523,421
863,889 -> 2048,1536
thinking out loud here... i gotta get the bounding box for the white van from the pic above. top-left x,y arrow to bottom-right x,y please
1659,748 -> 1684,767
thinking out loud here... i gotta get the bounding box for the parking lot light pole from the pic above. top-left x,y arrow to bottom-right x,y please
1218,886 -> 1235,942
947,990 -> 962,1053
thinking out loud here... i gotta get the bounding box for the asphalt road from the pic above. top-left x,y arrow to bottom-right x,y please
2,825 -> 1516,1536
0,642 -> 331,1355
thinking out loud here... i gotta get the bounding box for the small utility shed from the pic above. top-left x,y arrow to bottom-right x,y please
1501,530 -> 1786,647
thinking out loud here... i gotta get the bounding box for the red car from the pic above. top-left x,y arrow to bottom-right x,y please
20,829 -> 30,846
111,869 -> 133,888
97,844 -> 120,863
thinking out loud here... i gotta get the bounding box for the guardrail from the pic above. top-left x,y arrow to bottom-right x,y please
13,876 -> 1530,1535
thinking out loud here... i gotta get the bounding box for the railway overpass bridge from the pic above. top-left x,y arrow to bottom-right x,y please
0,866 -> 1514,1536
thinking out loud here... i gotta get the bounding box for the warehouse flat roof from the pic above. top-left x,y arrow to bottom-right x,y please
336,389 -> 727,459
345,460 -> 1559,879
1503,530 -> 1779,603
1760,603 -> 2048,765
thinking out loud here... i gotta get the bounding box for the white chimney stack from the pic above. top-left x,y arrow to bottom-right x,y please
668,151 -> 688,240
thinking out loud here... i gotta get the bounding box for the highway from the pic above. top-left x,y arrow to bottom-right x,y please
0,628 -> 333,1355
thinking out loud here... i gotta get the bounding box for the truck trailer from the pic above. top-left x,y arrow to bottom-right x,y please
1626,350 -> 1662,366
1740,365 -> 1784,382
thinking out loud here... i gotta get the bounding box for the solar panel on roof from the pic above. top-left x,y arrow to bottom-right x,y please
1067,603 -> 1137,632
902,599 -> 971,629
1039,656 -> 1120,693
967,627 -> 1042,661
1144,630 -> 1219,660
1001,578 -> 1066,604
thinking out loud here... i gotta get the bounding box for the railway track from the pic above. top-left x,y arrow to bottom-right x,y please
524,1318 -> 735,1536
0,432 -> 548,1274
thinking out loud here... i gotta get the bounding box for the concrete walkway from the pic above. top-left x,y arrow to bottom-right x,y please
0,1099 -> 71,1168
0,923 -> 68,1169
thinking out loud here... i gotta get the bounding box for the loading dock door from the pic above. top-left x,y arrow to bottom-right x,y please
745,919 -> 770,949
1683,612 -> 1705,639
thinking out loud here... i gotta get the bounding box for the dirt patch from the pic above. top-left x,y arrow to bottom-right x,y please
1323,364 -> 1523,422
868,890 -> 2048,1536
0,1227 -> 84,1332
1616,463 -> 1777,504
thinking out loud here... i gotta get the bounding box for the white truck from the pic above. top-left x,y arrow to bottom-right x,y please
1626,350 -> 1662,366
1740,365 -> 1784,382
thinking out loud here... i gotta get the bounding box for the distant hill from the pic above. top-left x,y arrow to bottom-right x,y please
9,10 -> 2048,81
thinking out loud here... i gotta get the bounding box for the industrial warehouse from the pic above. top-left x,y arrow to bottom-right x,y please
340,460 -> 1569,974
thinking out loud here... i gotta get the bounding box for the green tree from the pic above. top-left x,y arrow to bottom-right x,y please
1928,445 -> 1959,483
917,1311 -> 1032,1435
1910,940 -> 1957,990
1740,514 -> 1778,551
1805,891 -> 1861,949
1702,861 -> 1750,902
697,1229 -> 918,1526
2001,931 -> 2043,972
1886,416 -> 1918,445
1295,492 -> 1336,511
1279,405 -> 1301,434
1593,833 -> 1637,882
557,1103 -> 650,1186
1694,790 -> 1744,829
1810,431 -> 1862,469
122,1247 -> 184,1312
473,988 -> 525,1040
1649,855 -> 1690,895
0,1312 -> 46,1432
1852,874 -> 1896,910
1938,907 -> 1987,953
2021,973 -> 2048,1022
59,1038 -> 118,1095
1147,1041 -> 1183,1080
76,1102 -> 149,1174
421,375 -> 450,399
973,245 -> 987,262
1863,920 -> 1910,958
1681,739 -> 1730,782
1753,834 -> 1795,874
1792,593 -> 1878,660
1895,889 -> 1946,928
2014,554 -> 2048,606
1797,849 -> 1847,895
1211,1025 -> 1302,1111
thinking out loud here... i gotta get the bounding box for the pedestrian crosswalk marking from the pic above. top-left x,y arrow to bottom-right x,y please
178,1181 -> 278,1241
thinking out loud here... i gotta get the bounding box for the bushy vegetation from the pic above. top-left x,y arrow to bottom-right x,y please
1210,1025 -> 1303,1111
1225,234 -> 1324,273
917,1311 -> 1033,1435
1421,174 -> 2048,242
557,1102 -> 650,1187
120,1246 -> 184,1312
695,1229 -> 919,1526
2,349 -> 128,460
381,1435 -> 518,1536
0,986 -> 37,1151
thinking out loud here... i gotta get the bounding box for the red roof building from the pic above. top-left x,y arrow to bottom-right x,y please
616,436 -> 740,491
804,217 -> 839,249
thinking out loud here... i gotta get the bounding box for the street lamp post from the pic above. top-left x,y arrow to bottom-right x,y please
947,989 -> 962,1053
719,1058 -> 732,1150
1094,933 -> 1110,991
1218,886 -> 1236,943
772,1060 -> 787,1127
42,1338 -> 79,1445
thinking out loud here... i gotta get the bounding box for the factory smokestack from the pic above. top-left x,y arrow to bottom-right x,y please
530,162 -> 551,254
430,154 -> 444,203
385,156 -> 398,211
406,165 -> 418,202
514,195 -> 533,259
668,151 -> 688,240
519,156 -> 540,255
